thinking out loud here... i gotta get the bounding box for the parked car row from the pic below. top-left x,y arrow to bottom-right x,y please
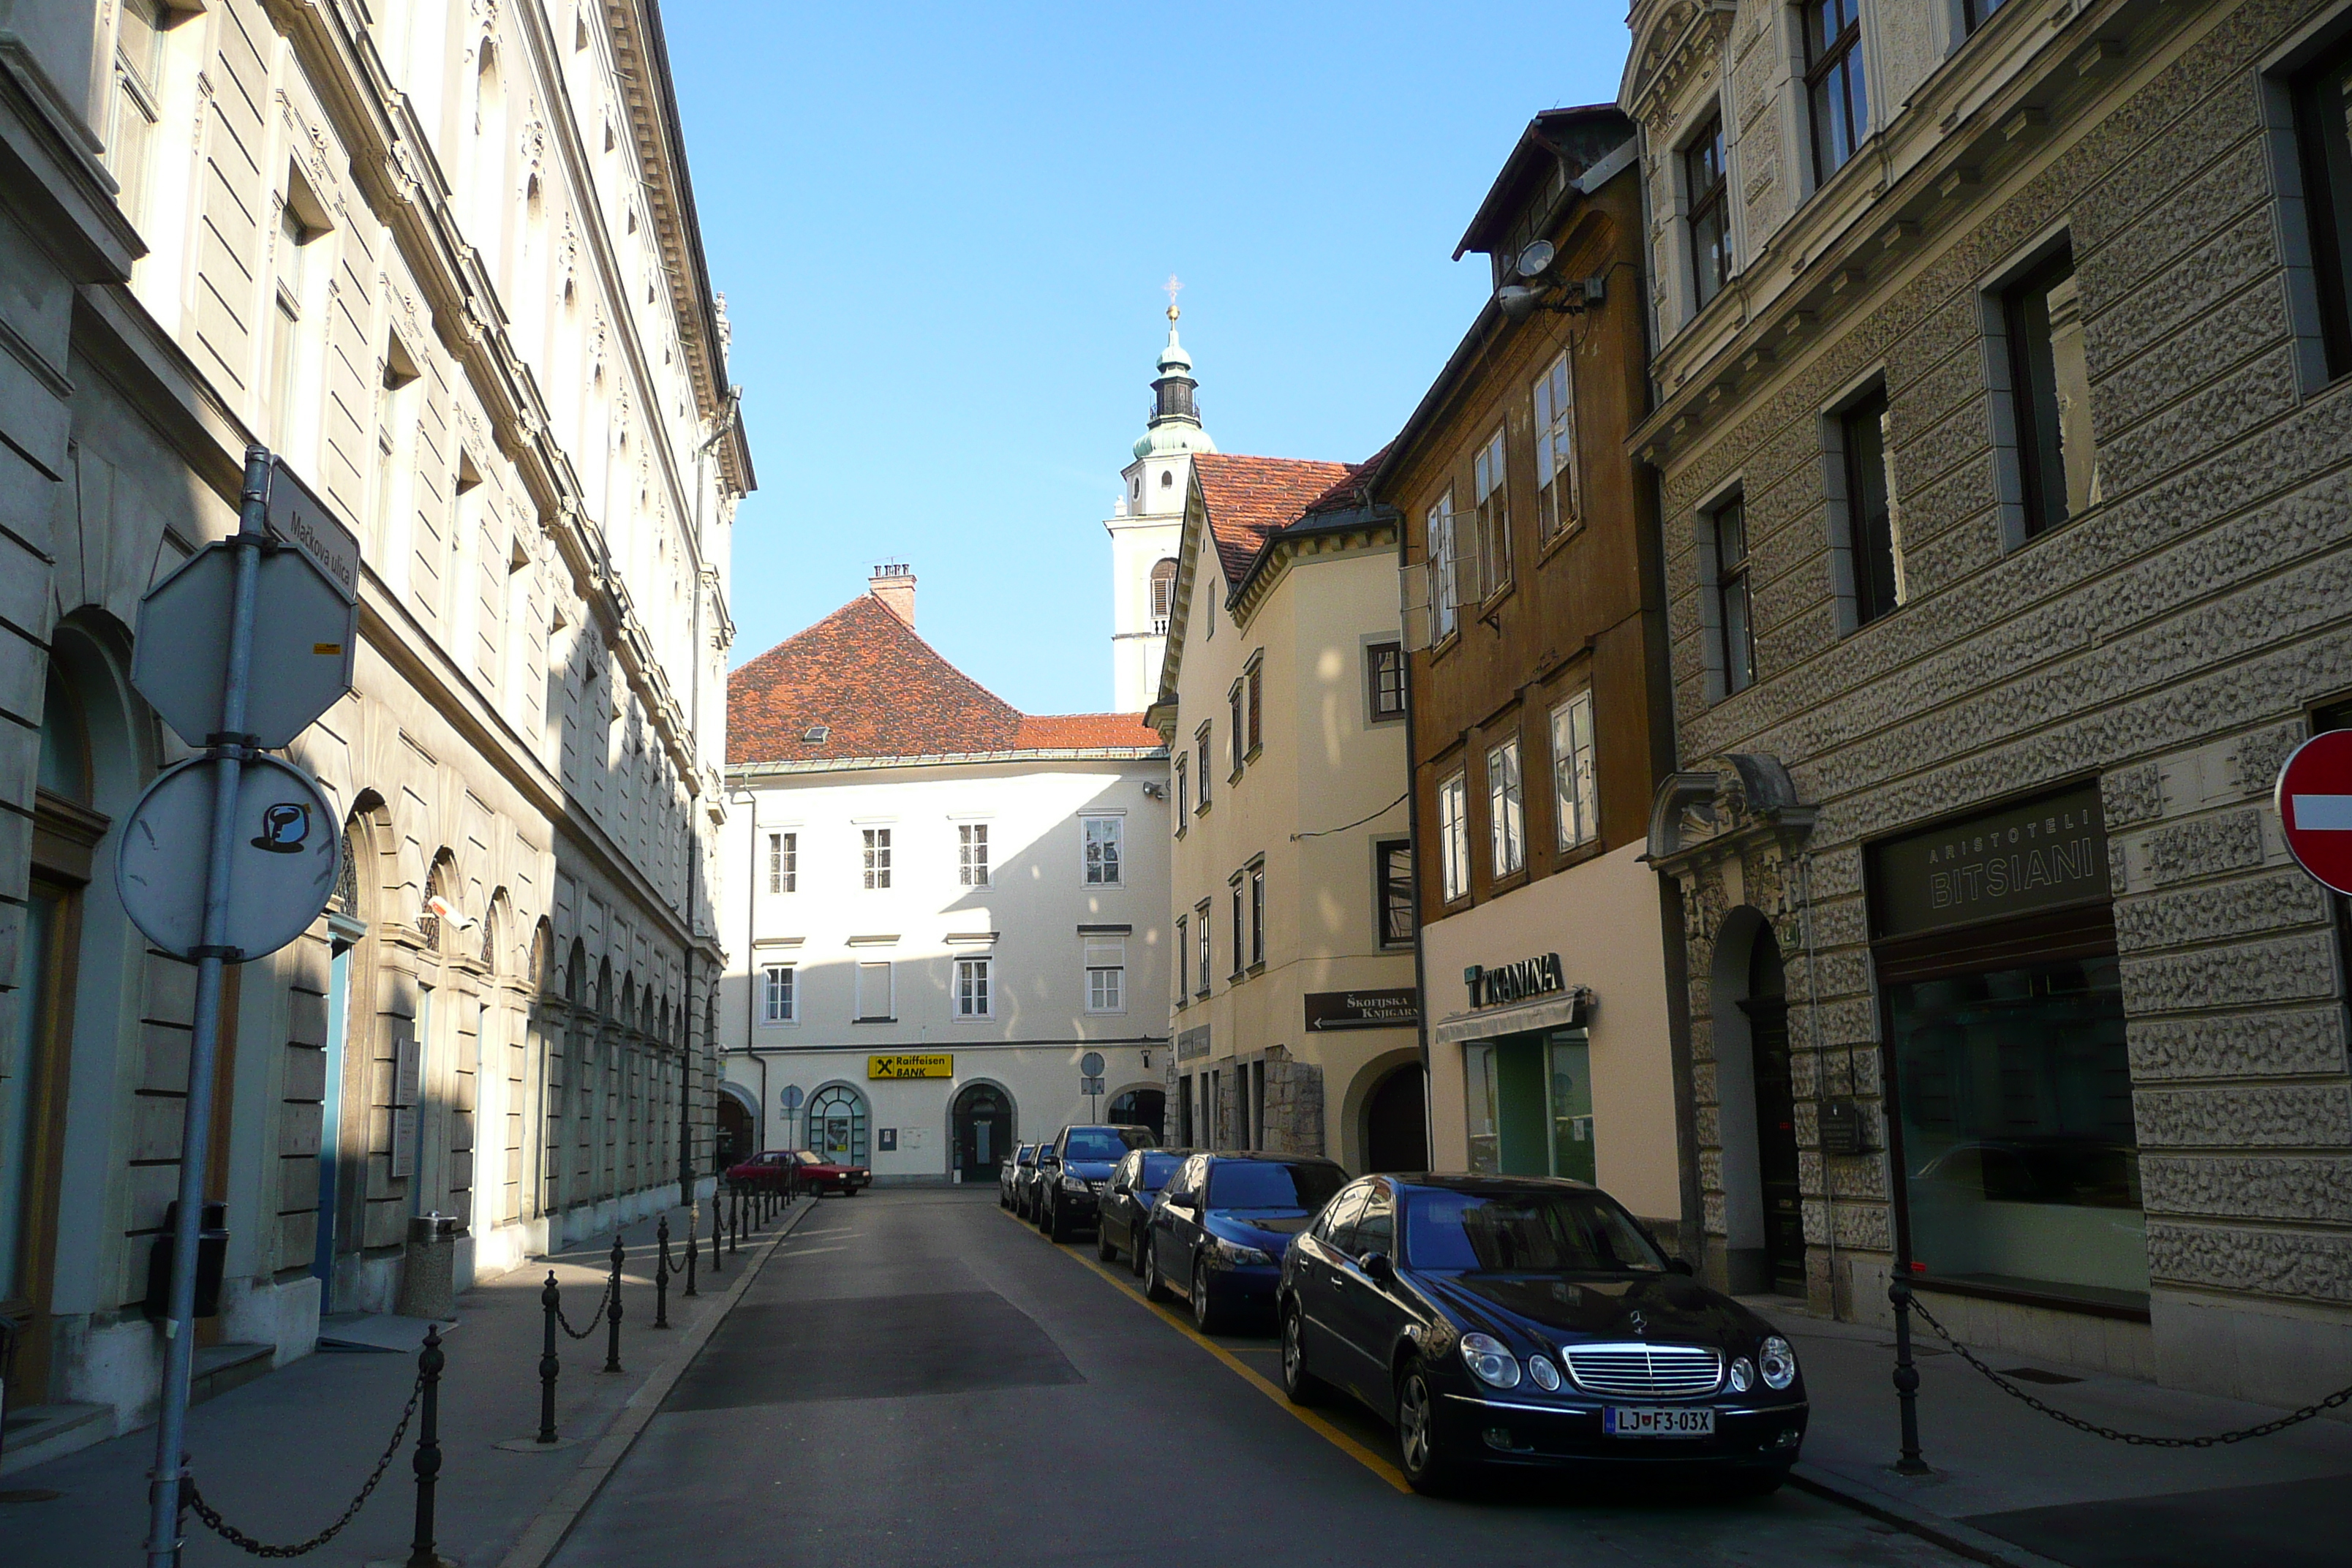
725,1147 -> 871,1197
1003,1128 -> 1808,1496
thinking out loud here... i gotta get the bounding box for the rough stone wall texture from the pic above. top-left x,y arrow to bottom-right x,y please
1643,0 -> 2352,1352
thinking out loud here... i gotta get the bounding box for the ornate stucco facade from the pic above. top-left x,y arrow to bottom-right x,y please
0,0 -> 750,1460
1624,0 -> 2352,1403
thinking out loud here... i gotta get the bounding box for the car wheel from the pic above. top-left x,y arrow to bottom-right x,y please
1141,1237 -> 1172,1303
1281,1304 -> 1329,1406
1395,1362 -> 1460,1495
1130,1226 -> 1149,1278
1191,1259 -> 1226,1335
1042,1196 -> 1063,1240
1096,1221 -> 1118,1262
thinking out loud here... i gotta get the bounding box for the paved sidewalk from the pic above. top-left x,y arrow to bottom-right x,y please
0,1191 -> 813,1567
1740,1295 -> 2352,1568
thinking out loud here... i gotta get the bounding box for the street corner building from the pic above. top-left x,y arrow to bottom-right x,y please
1153,437 -> 1427,1170
720,567 -> 1172,1183
1369,105 -> 1689,1246
1619,0 -> 2352,1403
0,0 -> 752,1462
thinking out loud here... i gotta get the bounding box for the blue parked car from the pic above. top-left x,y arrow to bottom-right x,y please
1141,1153 -> 1348,1333
1097,1147 -> 1196,1272
1036,1123 -> 1156,1241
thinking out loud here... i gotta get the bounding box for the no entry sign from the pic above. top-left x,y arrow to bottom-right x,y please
2276,730 -> 2352,895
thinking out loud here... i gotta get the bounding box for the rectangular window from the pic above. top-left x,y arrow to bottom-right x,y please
1487,737 -> 1525,878
108,0 -> 166,222
1428,491 -> 1459,641
1245,660 -> 1263,756
1196,901 -> 1213,996
1438,770 -> 1471,903
1376,838 -> 1416,948
1196,725 -> 1212,809
1229,684 -> 1246,776
1685,112 -> 1730,310
2003,249 -> 2097,538
1248,864 -> 1266,967
1805,0 -> 1867,184
1714,498 -> 1757,696
2296,39 -> 2352,377
766,832 -> 796,894
761,964 -> 796,1024
1230,881 -> 1245,977
954,957 -> 991,1019
1474,429 -> 1510,597
1961,0 -> 2007,32
1175,756 -> 1189,823
1174,917 -> 1188,1001
855,961 -> 894,1021
1842,387 -> 1901,624
1550,691 -> 1598,851
1086,936 -> 1126,1014
959,823 -> 990,887
1083,815 -> 1123,885
861,827 -> 892,889
1367,641 -> 1406,720
1532,354 -> 1578,543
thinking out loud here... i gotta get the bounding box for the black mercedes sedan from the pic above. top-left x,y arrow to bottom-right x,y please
1036,1123 -> 1156,1241
1277,1175 -> 1806,1494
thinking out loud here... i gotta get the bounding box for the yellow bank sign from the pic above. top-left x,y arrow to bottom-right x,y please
868,1053 -> 954,1080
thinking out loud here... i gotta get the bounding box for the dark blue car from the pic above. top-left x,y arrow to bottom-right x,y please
1141,1153 -> 1348,1333
1097,1147 -> 1195,1271
1036,1123 -> 1156,1241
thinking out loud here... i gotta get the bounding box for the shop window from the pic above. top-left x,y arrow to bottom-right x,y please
1437,770 -> 1471,903
1463,1030 -> 1594,1182
807,1085 -> 869,1166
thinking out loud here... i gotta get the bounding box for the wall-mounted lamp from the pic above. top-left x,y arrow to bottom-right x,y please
1142,782 -> 1166,801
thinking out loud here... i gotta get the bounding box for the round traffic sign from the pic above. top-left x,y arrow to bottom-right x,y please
2277,731 -> 2352,894
116,755 -> 342,960
1079,1051 -> 1104,1077
780,1085 -> 804,1111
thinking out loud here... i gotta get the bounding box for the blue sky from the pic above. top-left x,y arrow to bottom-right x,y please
663,2 -> 1632,715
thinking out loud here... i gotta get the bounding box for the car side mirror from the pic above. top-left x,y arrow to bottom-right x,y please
1359,1251 -> 1395,1282
1666,1257 -> 1695,1277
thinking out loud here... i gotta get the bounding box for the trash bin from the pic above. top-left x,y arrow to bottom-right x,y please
396,1213 -> 459,1320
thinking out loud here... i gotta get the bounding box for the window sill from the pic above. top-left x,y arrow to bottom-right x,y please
1368,709 -> 1407,725
853,1017 -> 897,1025
1246,960 -> 1266,976
1478,581 -> 1516,614
1535,521 -> 1584,568
1244,745 -> 1262,764
1488,865 -> 1530,896
951,1015 -> 995,1024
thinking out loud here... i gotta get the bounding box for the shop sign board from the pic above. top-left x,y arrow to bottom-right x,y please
1175,1025 -> 1211,1062
1464,954 -> 1564,1009
1871,785 -> 2108,938
2277,731 -> 2352,896
1304,987 -> 1420,1031
868,1053 -> 953,1080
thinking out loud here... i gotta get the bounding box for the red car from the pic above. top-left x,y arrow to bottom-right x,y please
727,1149 -> 870,1197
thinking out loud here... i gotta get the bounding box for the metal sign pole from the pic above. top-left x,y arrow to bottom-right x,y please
143,446 -> 270,1568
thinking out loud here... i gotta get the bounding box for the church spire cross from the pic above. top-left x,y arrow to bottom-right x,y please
1164,273 -> 1183,322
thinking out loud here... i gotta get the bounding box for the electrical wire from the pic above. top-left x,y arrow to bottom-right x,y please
1289,789 -> 1409,841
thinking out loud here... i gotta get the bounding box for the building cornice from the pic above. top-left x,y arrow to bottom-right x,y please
727,746 -> 1168,782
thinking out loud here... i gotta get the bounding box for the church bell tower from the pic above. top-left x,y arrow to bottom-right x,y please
1106,279 -> 1216,712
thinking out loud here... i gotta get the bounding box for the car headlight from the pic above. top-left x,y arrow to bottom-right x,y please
1527,1354 -> 1561,1392
1728,1357 -> 1754,1393
1211,1237 -> 1273,1267
1062,1172 -> 1090,1191
1458,1332 -> 1522,1390
1760,1336 -> 1797,1390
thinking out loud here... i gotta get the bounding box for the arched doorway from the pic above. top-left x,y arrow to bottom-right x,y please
951,1082 -> 1011,1182
1738,925 -> 1804,1293
1363,1065 -> 1428,1173
807,1084 -> 869,1166
716,1089 -> 753,1169
1107,1086 -> 1164,1141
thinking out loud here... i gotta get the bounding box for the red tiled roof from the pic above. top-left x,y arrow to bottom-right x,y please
1300,444 -> 1392,517
1192,453 -> 1354,589
728,595 -> 1158,765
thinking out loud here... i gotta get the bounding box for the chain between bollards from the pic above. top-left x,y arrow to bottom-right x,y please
603,1234 -> 625,1373
537,1271 -> 561,1444
654,1215 -> 672,1329
403,1322 -> 445,1568
1888,1278 -> 1930,1475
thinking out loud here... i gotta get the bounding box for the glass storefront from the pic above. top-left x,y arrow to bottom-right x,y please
1463,1028 -> 1594,1182
1885,954 -> 2146,1310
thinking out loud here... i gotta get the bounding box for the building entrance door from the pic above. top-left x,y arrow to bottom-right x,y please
807,1085 -> 868,1166
1363,1066 -> 1426,1172
1741,929 -> 1805,1293
952,1083 -> 1009,1183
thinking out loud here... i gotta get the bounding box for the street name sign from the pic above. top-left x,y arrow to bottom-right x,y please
263,456 -> 361,603
2277,731 -> 2352,895
132,541 -> 357,749
116,753 -> 342,960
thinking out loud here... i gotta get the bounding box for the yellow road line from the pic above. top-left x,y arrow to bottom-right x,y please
1001,1207 -> 1411,1493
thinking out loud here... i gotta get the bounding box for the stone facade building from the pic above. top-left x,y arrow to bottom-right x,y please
0,0 -> 749,1462
1623,0 -> 2352,1401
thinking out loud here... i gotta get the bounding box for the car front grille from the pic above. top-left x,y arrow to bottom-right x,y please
1561,1343 -> 1724,1398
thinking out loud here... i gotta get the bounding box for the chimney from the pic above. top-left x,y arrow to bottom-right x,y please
870,562 -> 916,627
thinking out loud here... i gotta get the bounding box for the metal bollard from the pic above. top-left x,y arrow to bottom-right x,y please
683,1205 -> 698,1297
603,1235 -> 625,1374
1888,1278 -> 1929,1474
654,1216 -> 671,1329
537,1272 -> 560,1444
729,1187 -> 740,1256
709,1188 -> 723,1275
404,1323 -> 445,1568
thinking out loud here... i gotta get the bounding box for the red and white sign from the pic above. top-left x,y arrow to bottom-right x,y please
2276,731 -> 2352,895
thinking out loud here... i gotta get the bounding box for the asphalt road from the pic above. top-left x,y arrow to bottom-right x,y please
549,1188 -> 1970,1568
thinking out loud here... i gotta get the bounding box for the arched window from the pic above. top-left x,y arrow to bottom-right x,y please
1148,558 -> 1177,625
805,1085 -> 868,1165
